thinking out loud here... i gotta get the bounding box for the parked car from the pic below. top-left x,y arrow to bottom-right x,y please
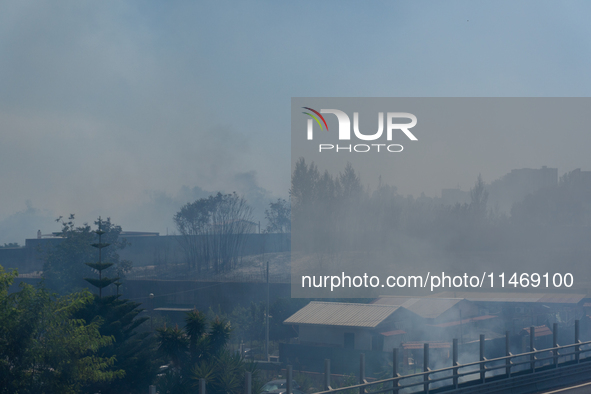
261,379 -> 305,394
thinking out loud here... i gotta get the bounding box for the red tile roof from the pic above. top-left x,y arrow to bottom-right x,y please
521,325 -> 553,337
402,342 -> 450,350
430,315 -> 497,328
380,330 -> 406,337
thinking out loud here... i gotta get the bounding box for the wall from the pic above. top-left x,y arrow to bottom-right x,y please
121,279 -> 291,312
435,300 -> 480,324
299,325 -> 373,350
279,343 -> 390,375
0,233 -> 291,273
0,247 -> 26,271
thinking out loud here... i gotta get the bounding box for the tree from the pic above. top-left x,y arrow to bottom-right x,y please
265,198 -> 291,233
269,298 -> 309,341
290,158 -> 319,217
469,174 -> 489,222
291,159 -> 369,253
228,302 -> 266,349
84,217 -> 119,298
174,192 -> 254,273
339,162 -> 363,201
74,294 -> 160,394
42,216 -> 131,295
511,169 -> 591,227
0,265 -> 123,394
40,217 -> 156,393
156,310 -> 255,394
70,218 -> 160,394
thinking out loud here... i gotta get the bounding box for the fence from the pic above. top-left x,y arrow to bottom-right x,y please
152,320 -> 591,394
312,321 -> 591,394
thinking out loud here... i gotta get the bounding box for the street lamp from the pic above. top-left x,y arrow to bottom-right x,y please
150,293 -> 154,330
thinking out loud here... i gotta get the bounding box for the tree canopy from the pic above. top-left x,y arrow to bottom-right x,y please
42,216 -> 131,295
156,309 -> 261,394
265,198 -> 291,233
174,192 -> 254,273
0,265 -> 123,394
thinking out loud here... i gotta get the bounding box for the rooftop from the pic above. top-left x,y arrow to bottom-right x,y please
429,315 -> 497,328
430,292 -> 586,304
372,296 -> 465,319
521,325 -> 553,337
283,301 -> 405,328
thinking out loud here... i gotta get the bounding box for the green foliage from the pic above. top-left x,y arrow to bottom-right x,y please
269,298 -> 309,341
42,216 -> 131,295
336,373 -> 360,394
186,309 -> 208,363
191,352 -> 263,394
174,192 -> 253,273
36,215 -> 155,393
0,265 -> 123,394
292,371 -> 315,394
227,301 -> 271,354
0,242 -> 20,248
158,324 -> 190,369
265,198 -> 291,233
75,295 -> 160,394
83,219 -> 120,296
156,310 -> 259,394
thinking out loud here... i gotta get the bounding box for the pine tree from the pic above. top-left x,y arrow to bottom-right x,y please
75,218 -> 160,393
84,217 -> 119,297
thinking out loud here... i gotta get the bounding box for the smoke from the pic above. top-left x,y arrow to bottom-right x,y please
0,201 -> 55,245
0,168 -> 280,244
291,158 -> 591,298
115,171 -> 277,235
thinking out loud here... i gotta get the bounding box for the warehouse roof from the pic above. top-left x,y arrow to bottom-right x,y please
283,302 -> 406,328
372,296 -> 465,319
430,292 -> 586,304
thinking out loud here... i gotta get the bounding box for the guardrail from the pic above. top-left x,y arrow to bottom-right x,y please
309,321 -> 590,394
189,320 -> 590,394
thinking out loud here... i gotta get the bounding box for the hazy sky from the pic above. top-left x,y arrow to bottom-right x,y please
1,1 -> 591,243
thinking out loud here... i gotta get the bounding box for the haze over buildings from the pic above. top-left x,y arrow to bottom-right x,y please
2,2 -> 591,245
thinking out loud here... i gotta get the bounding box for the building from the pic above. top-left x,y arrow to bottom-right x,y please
280,301 -> 424,374
372,296 -> 494,343
429,291 -> 587,334
284,301 -> 423,352
371,296 -> 478,325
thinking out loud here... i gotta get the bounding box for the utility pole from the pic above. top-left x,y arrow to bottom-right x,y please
266,261 -> 270,361
459,309 -> 464,344
150,293 -> 154,330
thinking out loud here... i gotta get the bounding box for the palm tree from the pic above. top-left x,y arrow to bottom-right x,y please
185,309 -> 207,363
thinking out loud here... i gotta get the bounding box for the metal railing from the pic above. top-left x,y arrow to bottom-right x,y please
190,321 -> 590,394
310,321 -> 591,394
